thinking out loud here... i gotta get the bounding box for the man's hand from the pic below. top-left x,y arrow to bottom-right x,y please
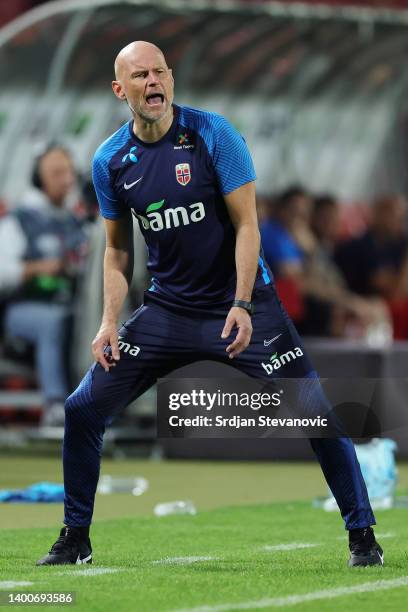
221,306 -> 252,359
92,322 -> 120,372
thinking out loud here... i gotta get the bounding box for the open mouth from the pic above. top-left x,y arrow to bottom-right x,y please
146,93 -> 165,107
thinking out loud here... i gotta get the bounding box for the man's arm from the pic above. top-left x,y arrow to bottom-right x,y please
91,210 -> 134,372
221,181 -> 259,359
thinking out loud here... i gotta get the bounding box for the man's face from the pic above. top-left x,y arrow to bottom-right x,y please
373,197 -> 407,238
113,47 -> 174,124
287,195 -> 312,227
39,149 -> 75,205
314,203 -> 340,243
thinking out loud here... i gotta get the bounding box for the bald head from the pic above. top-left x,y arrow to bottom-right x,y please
114,41 -> 167,80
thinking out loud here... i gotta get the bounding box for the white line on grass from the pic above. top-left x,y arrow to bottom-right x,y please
0,581 -> 34,589
152,556 -> 218,565
54,567 -> 122,577
373,532 -> 396,539
172,577 -> 408,612
261,543 -> 318,552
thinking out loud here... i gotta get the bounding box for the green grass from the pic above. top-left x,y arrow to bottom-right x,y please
1,458 -> 408,611
0,457 -> 333,529
1,504 -> 408,611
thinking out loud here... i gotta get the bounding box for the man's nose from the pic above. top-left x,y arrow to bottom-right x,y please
146,71 -> 159,86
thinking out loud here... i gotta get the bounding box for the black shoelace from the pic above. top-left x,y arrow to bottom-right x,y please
49,528 -> 80,554
349,528 -> 375,554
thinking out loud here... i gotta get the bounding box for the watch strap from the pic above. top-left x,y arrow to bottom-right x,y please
232,299 -> 254,315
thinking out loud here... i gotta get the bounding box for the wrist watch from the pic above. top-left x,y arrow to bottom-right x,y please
232,299 -> 254,315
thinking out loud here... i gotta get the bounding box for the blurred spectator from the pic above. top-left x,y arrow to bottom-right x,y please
304,195 -> 391,338
260,185 -> 314,279
259,186 -> 314,322
79,176 -> 100,224
334,195 -> 408,298
261,188 -> 391,339
0,145 -> 89,425
362,196 -> 408,340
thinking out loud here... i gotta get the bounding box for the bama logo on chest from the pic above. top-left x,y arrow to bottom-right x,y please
133,199 -> 205,232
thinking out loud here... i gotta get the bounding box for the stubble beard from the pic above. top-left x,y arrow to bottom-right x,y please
133,99 -> 171,125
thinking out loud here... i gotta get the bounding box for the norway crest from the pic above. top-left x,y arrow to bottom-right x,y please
175,163 -> 191,186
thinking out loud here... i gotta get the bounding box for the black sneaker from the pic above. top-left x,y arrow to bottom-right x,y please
348,527 -> 383,567
36,527 -> 92,566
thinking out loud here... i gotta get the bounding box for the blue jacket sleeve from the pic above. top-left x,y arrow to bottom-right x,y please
92,151 -> 127,220
211,116 -> 256,195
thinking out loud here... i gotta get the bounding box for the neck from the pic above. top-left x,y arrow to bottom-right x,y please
44,192 -> 63,208
133,106 -> 174,143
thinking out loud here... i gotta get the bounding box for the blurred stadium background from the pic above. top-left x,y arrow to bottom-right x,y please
1,0 -> 408,516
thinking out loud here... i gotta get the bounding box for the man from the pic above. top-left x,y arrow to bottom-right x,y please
307,194 -> 391,338
261,190 -> 389,337
0,146 -> 88,425
259,186 -> 313,324
37,42 -> 382,567
260,186 -> 314,280
335,195 -> 408,298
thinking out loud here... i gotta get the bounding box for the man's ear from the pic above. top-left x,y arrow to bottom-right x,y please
112,80 -> 126,101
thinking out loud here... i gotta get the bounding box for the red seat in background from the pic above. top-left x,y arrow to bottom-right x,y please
274,276 -> 305,323
387,299 -> 408,340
